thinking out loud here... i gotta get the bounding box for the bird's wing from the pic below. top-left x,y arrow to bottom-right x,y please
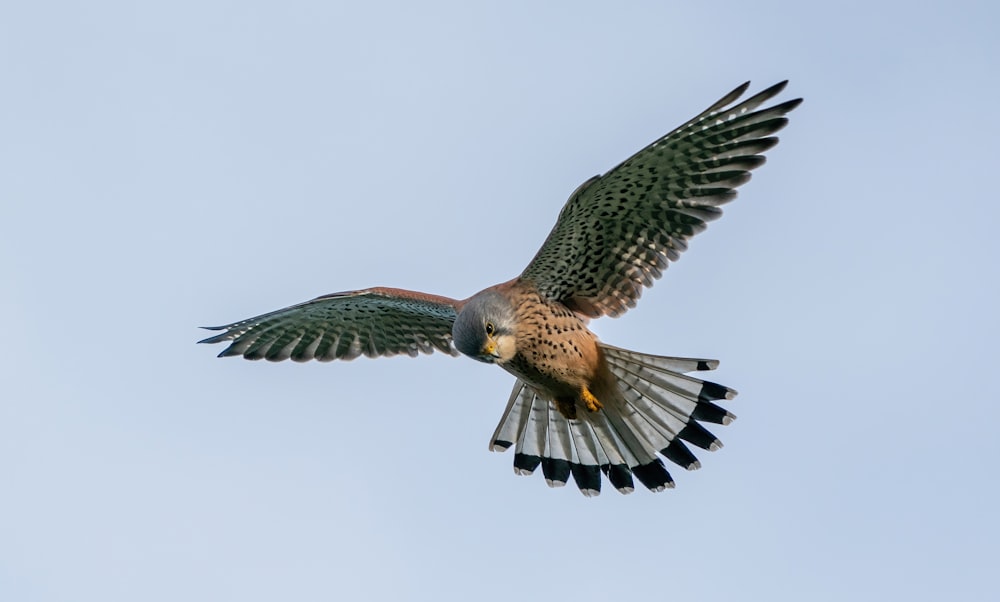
199,287 -> 462,361
519,81 -> 802,318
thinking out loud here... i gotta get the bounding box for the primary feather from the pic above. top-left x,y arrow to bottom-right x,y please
520,80 -> 802,318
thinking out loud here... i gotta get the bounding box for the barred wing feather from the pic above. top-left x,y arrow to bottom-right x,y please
199,287 -> 461,361
520,81 -> 802,318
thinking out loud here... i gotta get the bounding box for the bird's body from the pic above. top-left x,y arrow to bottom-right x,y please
491,284 -> 605,418
201,81 -> 801,495
506,324 -> 604,418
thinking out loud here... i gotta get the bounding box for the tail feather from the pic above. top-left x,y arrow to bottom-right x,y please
678,421 -> 724,451
602,463 -> 636,493
567,419 -> 604,467
603,344 -> 737,402
513,394 -> 547,472
489,344 -> 738,496
616,379 -> 688,451
599,406 -> 674,492
598,344 -> 720,373
661,438 -> 701,470
542,403 -> 574,487
489,384 -> 532,452
585,408 -> 642,468
492,380 -> 642,494
545,414 -> 606,496
567,420 -> 604,496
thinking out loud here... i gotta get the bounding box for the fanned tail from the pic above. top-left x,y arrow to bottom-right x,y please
489,343 -> 737,496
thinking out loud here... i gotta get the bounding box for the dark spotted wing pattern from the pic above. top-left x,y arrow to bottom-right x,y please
520,81 -> 802,318
199,288 -> 462,361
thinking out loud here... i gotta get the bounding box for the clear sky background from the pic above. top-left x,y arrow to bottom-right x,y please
3,1 -> 998,600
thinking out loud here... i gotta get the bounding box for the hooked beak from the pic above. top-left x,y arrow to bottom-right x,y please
482,337 -> 501,361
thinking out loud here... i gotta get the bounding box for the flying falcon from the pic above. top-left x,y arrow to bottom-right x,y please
200,81 -> 801,496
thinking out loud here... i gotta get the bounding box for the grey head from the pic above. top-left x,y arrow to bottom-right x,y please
452,289 -> 518,364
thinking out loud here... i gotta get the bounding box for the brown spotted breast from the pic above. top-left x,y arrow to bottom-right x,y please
498,286 -> 601,400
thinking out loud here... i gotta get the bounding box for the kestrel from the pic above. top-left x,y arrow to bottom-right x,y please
201,81 -> 801,496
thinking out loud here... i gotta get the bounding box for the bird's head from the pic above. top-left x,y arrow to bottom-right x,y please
452,290 -> 517,364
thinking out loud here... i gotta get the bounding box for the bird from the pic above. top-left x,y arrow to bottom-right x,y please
200,80 -> 801,496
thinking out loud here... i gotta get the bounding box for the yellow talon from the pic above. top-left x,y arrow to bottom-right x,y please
581,388 -> 603,413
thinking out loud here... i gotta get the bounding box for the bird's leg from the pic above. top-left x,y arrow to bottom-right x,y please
580,387 -> 603,413
554,389 -> 602,418
555,397 -> 578,420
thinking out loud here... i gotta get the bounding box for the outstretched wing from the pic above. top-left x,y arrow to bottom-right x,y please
199,287 -> 462,361
519,81 -> 802,318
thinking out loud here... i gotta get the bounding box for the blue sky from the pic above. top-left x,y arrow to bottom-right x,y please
2,1 -> 998,600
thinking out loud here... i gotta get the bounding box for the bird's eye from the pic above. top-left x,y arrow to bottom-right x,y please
485,322 -> 495,336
